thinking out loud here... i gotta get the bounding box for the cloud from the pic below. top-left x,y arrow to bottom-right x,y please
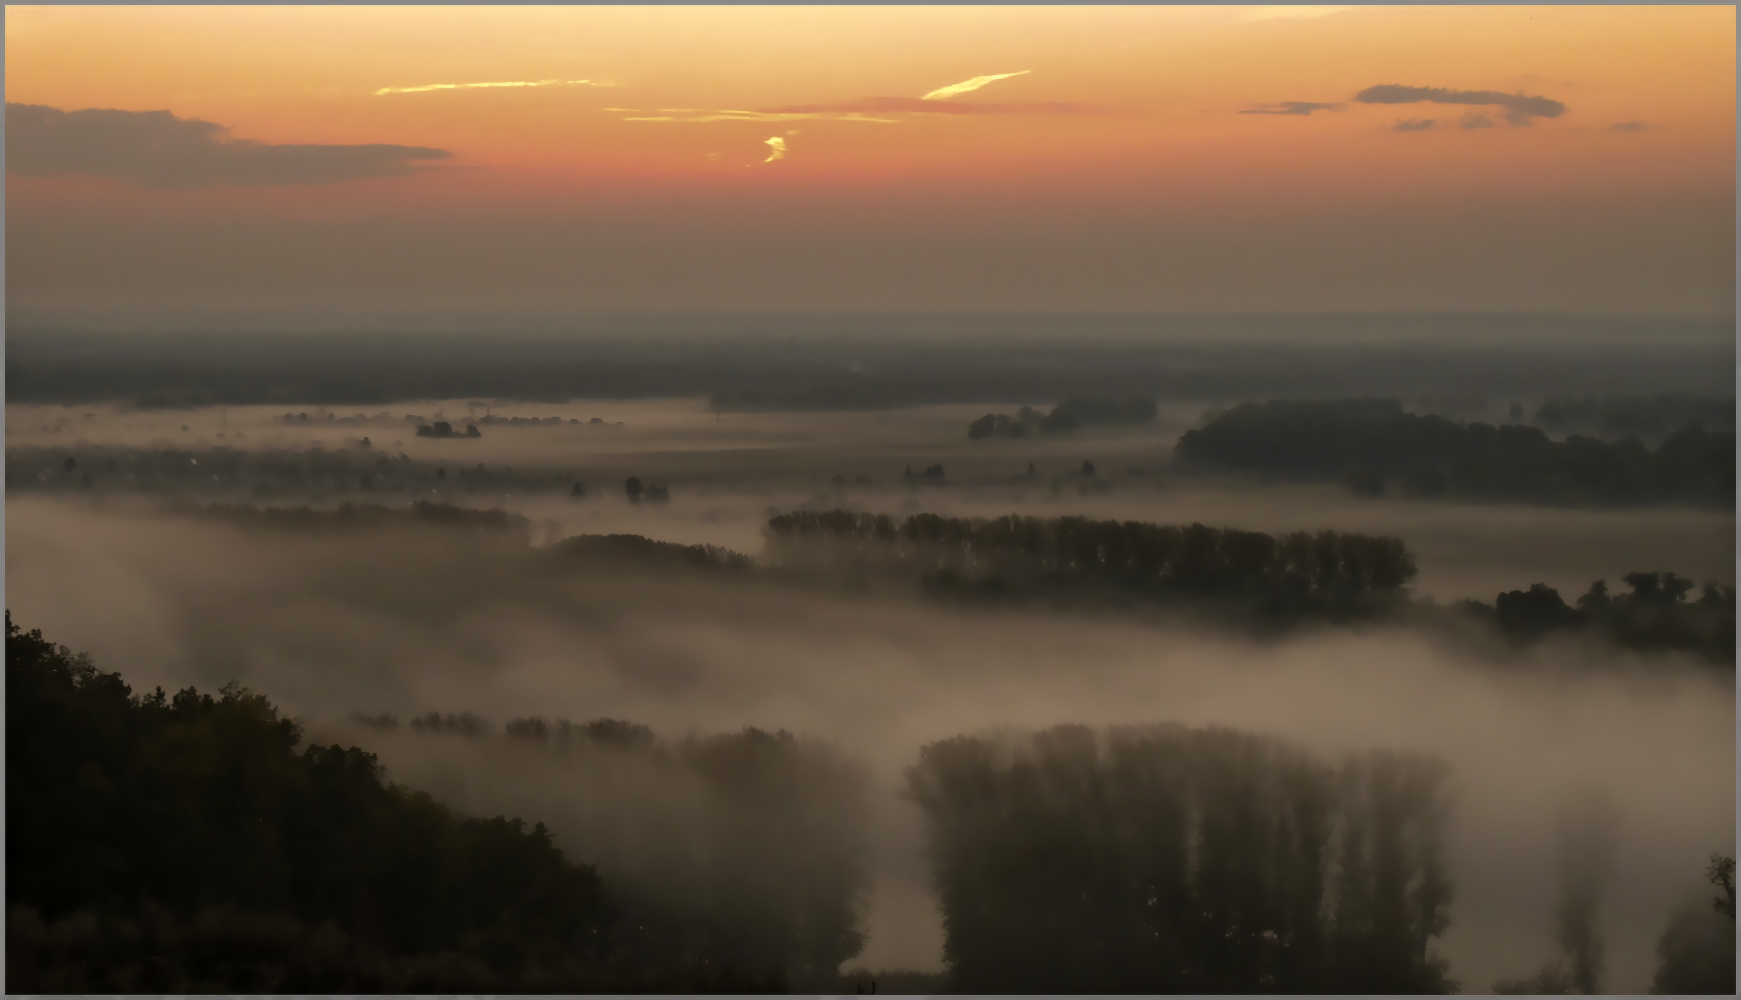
921,71 -> 1030,101
763,96 -> 1095,117
608,107 -> 899,124
1240,101 -> 1344,116
1354,84 -> 1566,126
1459,113 -> 1496,130
612,97 -> 1093,124
763,136 -> 787,163
1392,118 -> 1438,132
5,103 -> 451,190
1609,121 -> 1652,132
375,79 -> 613,96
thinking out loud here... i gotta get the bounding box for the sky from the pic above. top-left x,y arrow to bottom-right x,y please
4,5 -> 1736,325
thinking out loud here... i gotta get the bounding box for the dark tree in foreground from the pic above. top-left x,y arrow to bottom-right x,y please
2,613 -> 788,992
907,724 -> 1456,994
1649,853 -> 1736,994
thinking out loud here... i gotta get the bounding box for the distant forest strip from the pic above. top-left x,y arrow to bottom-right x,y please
1462,572 -> 1734,666
766,510 -> 1418,621
1175,399 -> 1735,508
8,327 -> 1735,407
1534,394 -> 1734,442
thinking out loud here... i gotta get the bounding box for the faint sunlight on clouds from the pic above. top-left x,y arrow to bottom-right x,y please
375,79 -> 614,96
763,136 -> 787,163
920,71 -> 1031,101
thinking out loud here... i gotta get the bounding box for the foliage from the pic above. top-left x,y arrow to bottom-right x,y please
1649,854 -> 1736,994
906,724 -> 1457,993
969,395 -> 1156,440
550,533 -> 754,572
4,612 -> 617,989
1174,399 -> 1734,507
767,510 -> 1416,622
1534,394 -> 1733,443
6,444 -> 584,501
1461,573 -> 1735,664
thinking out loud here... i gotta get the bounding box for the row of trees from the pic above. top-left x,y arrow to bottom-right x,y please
969,395 -> 1158,440
907,724 -> 1457,993
1461,571 -> 1735,665
766,510 -> 1416,621
6,445 -> 586,501
1534,394 -> 1733,443
1174,399 -> 1734,507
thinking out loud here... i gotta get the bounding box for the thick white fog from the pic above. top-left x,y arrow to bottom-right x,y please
5,399 -> 1734,992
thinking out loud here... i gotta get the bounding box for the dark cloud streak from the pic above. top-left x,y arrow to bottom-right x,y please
1240,101 -> 1345,117
1354,84 -> 1567,126
1392,118 -> 1437,132
5,103 -> 451,190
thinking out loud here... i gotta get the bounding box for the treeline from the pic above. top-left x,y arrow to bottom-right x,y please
969,396 -> 1157,439
907,724 -> 1457,993
766,510 -> 1415,622
4,614 -> 857,991
1461,571 -> 1735,665
176,501 -> 532,539
1534,394 -> 1734,443
549,533 -> 753,573
12,321 -> 1732,408
1174,399 -> 1734,507
7,445 -> 587,501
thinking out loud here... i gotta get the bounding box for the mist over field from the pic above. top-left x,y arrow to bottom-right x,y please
7,389 -> 1733,992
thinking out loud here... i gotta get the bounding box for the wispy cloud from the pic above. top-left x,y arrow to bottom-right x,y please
1240,101 -> 1344,116
1391,118 -> 1437,132
763,136 -> 787,163
611,71 -> 1092,126
607,108 -> 899,124
375,79 -> 613,97
921,71 -> 1030,101
1354,84 -> 1566,126
1609,121 -> 1652,132
764,96 -> 1093,117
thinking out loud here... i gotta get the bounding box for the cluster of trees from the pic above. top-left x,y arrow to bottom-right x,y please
5,614 -> 861,992
907,724 -> 1457,993
1461,571 -> 1735,665
1649,854 -> 1737,994
623,477 -> 670,504
765,510 -> 1416,622
414,421 -> 481,439
968,395 -> 1157,440
1534,394 -> 1734,443
1174,399 -> 1734,507
177,501 -> 532,540
548,533 -> 752,573
6,445 -> 587,501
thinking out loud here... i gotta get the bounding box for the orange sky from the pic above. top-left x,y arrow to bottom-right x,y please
5,5 -> 1735,321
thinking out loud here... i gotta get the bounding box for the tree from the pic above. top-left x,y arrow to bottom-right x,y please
624,477 -> 643,503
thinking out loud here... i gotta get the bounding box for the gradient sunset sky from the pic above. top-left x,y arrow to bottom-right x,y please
6,5 -> 1735,324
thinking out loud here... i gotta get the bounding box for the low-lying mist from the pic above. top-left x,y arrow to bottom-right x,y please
6,495 -> 1732,992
